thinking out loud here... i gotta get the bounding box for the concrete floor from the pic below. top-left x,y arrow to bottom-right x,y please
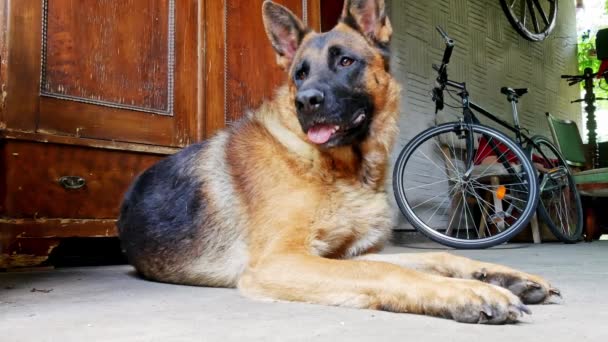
1,242 -> 607,342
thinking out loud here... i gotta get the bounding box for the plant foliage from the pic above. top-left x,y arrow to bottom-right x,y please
577,33 -> 608,107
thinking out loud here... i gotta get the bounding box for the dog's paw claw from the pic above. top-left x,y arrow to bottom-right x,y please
473,268 -> 488,281
478,308 -> 493,324
472,270 -> 558,305
446,281 -> 531,324
517,303 -> 532,315
481,304 -> 493,317
549,288 -> 562,298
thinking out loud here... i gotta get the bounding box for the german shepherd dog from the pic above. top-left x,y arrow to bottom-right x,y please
118,0 -> 560,324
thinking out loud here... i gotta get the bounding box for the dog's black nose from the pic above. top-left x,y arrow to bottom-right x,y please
296,89 -> 324,112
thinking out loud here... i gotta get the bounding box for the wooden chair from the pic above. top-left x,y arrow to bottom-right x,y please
546,113 -> 608,240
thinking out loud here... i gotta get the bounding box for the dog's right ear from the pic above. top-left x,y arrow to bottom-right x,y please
262,0 -> 308,70
341,0 -> 392,45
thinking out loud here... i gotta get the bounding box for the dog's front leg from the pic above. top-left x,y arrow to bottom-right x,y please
354,253 -> 560,304
238,253 -> 529,324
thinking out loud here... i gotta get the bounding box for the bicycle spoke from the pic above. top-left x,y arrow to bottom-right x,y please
403,172 -> 448,181
446,192 -> 463,236
414,149 -> 453,180
433,138 -> 461,178
526,0 -> 540,33
561,190 -> 571,236
473,135 -> 493,165
557,192 -> 567,235
467,185 -> 523,221
532,0 -> 550,26
463,191 -> 479,238
465,185 -> 512,236
464,185 -> 489,237
410,189 -> 455,210
520,0 -> 527,26
403,178 -> 450,192
459,188 -> 467,239
426,184 -> 459,227
470,181 -> 529,203
471,179 -> 530,195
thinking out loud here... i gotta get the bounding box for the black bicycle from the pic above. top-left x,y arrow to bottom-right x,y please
392,27 -> 583,249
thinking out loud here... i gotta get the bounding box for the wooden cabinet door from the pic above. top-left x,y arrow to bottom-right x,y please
4,0 -> 200,147
204,0 -> 320,136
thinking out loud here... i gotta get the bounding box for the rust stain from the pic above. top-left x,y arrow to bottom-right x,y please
0,252 -> 53,269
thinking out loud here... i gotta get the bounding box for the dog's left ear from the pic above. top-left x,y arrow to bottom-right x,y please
341,0 -> 392,45
262,0 -> 308,70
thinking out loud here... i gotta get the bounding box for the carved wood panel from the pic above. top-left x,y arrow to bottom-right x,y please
1,0 -> 197,147
41,0 -> 173,115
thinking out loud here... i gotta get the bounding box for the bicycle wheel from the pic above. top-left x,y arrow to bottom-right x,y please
529,135 -> 583,243
393,122 -> 539,249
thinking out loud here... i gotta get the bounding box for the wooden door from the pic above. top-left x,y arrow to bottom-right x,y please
4,0 -> 199,147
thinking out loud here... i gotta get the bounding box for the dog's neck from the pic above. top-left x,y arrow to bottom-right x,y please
256,80 -> 400,189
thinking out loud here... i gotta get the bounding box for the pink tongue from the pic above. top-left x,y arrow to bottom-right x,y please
307,125 -> 335,144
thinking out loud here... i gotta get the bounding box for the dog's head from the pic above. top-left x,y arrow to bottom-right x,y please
262,0 -> 394,148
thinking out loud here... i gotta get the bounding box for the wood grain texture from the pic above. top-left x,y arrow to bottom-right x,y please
320,0 -> 343,32
204,0 -> 227,138
172,0 -> 199,146
196,0 -> 206,141
1,218 -> 117,238
0,218 -> 117,267
307,0 -> 321,32
38,96 -> 175,146
6,0 -> 201,147
0,141 -> 161,219
225,0 -> 302,123
205,0 -> 317,137
0,0 -> 7,123
43,0 -> 170,112
1,129 -> 180,155
3,0 -> 41,131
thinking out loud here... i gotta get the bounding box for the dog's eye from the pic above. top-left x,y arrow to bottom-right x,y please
339,57 -> 355,67
296,69 -> 308,81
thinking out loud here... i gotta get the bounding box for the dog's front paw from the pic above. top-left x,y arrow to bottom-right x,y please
439,280 -> 530,324
473,268 -> 561,304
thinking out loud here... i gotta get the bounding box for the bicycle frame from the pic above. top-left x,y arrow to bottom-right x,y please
445,79 -> 555,177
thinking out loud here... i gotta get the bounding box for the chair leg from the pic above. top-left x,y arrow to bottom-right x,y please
584,205 -> 599,242
478,206 -> 487,238
490,176 -> 505,231
530,213 -> 541,244
581,196 -> 602,242
479,189 -> 495,238
446,191 -> 463,236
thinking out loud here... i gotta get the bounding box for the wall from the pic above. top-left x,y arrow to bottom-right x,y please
388,0 -> 581,229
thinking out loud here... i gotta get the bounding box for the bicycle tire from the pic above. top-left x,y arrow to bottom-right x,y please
529,135 -> 583,243
393,122 -> 539,249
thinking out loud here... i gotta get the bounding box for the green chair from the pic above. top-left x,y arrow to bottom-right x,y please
546,113 -> 608,197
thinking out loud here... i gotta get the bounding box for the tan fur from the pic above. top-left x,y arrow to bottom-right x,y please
136,0 -> 558,323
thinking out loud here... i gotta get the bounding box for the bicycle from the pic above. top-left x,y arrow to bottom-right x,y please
392,27 -> 583,249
